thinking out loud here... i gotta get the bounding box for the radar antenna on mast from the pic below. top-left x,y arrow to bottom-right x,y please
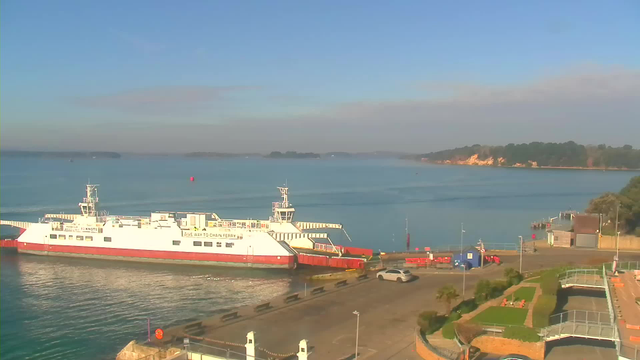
79,184 -> 100,217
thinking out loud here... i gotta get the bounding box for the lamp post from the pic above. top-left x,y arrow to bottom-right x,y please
461,223 -> 466,299
353,311 -> 360,360
615,203 -> 620,260
518,236 -> 523,273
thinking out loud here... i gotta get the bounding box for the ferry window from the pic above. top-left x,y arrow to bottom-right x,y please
76,236 -> 84,241
59,235 -> 66,240
225,242 -> 233,248
204,241 -> 213,247
193,241 -> 202,246
85,236 -> 93,241
50,234 -> 57,239
172,240 -> 181,246
104,237 -> 112,242
216,242 -> 222,247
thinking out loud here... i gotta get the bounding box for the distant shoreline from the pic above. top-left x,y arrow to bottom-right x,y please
419,161 -> 640,171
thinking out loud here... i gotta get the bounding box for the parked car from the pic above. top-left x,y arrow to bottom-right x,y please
376,269 -> 413,282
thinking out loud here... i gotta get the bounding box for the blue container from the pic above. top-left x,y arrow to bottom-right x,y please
453,248 -> 482,269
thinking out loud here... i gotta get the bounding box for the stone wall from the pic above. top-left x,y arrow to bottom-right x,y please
599,235 -> 640,250
471,336 -> 545,360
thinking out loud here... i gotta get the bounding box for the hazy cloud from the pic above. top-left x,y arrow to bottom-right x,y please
72,86 -> 256,115
4,66 -> 639,153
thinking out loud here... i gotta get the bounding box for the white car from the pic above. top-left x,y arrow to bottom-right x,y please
377,269 -> 413,283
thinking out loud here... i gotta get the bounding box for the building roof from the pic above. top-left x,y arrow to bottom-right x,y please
573,214 -> 599,234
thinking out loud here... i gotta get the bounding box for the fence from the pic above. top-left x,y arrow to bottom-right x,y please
549,310 -> 611,326
620,343 -> 640,360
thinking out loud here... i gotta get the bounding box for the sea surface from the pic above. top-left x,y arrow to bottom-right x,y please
0,157 -> 636,359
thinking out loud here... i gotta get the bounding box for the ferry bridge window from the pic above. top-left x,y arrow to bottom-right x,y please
104,237 -> 112,242
193,241 -> 202,246
216,242 -> 222,247
85,236 -> 93,241
50,234 -> 57,239
59,235 -> 66,240
76,236 -> 84,241
172,240 -> 181,246
225,242 -> 233,248
204,241 -> 213,247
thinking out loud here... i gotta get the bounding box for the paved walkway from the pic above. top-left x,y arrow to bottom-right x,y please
613,270 -> 640,356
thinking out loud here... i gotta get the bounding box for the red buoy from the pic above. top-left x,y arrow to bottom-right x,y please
190,177 -> 195,182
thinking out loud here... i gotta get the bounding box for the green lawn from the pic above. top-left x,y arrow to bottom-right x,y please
524,277 -> 542,283
471,306 -> 528,326
511,287 -> 536,302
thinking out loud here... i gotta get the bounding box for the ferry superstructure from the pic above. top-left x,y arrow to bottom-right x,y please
1,185 -> 369,269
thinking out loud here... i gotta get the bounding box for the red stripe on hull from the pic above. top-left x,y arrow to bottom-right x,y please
17,242 -> 295,269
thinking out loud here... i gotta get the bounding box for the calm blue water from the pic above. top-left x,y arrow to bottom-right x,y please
1,157 -> 636,359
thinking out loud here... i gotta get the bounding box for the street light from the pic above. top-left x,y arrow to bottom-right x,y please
353,311 -> 360,360
461,223 -> 466,299
615,203 -> 620,260
518,236 -> 523,273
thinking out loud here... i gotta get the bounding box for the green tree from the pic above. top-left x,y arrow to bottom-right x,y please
474,280 -> 493,304
436,285 -> 460,314
503,268 -> 523,286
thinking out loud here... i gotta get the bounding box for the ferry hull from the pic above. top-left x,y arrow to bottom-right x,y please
17,242 -> 296,269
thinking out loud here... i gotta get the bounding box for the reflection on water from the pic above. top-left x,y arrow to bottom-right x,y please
0,252 -> 298,360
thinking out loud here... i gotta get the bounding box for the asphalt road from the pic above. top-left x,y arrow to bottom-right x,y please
183,248 -> 640,360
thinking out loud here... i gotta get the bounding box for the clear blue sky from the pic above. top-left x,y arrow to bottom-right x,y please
2,1 -> 639,152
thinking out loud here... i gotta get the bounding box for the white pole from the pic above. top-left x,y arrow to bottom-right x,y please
519,236 -> 523,273
461,223 -> 465,299
353,311 -> 360,360
615,203 -> 620,260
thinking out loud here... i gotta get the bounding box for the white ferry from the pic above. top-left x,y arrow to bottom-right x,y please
0,185 -> 370,269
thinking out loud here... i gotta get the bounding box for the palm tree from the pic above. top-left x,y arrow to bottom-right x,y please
436,285 -> 460,314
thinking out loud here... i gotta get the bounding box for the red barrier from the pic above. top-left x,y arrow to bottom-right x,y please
340,246 -> 373,257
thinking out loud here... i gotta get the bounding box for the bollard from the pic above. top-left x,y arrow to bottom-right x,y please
245,331 -> 256,359
297,339 -> 310,360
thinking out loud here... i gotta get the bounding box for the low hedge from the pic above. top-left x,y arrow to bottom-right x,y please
453,299 -> 478,314
503,326 -> 541,342
532,294 -> 557,328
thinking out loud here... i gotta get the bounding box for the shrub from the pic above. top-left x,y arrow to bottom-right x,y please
504,268 -> 524,286
417,311 -> 447,334
635,228 -> 640,237
532,294 -> 557,328
442,322 -> 456,339
453,299 -> 478,314
503,326 -> 541,342
540,272 -> 560,296
490,280 -> 509,298
474,280 -> 493,304
448,311 -> 462,322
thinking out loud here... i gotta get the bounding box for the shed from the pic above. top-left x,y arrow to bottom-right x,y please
453,247 -> 482,269
549,230 -> 572,248
573,215 -> 599,234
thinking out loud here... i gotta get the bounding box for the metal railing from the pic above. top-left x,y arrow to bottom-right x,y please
603,264 -> 621,355
616,261 -> 640,271
620,343 -> 640,360
543,310 -> 617,341
558,268 -> 604,288
549,310 -> 611,326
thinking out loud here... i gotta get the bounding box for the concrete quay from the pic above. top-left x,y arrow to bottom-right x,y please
152,248 -> 640,360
